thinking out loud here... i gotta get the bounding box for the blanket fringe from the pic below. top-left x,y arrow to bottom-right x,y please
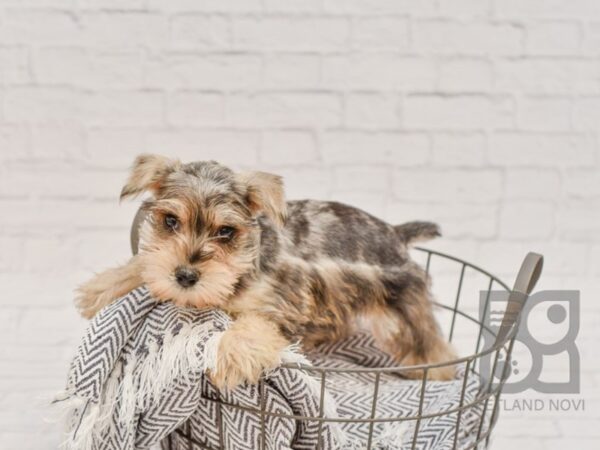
54,320 -> 221,449
54,315 -> 348,449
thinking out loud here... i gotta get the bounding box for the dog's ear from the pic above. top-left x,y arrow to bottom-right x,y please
120,154 -> 179,200
239,171 -> 287,227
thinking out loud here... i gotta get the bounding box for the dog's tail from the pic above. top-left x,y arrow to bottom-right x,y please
394,221 -> 441,245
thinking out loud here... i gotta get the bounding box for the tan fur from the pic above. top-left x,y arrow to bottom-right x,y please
76,256 -> 144,319
120,154 -> 180,200
238,171 -> 287,227
366,305 -> 457,380
211,313 -> 288,390
77,155 -> 457,391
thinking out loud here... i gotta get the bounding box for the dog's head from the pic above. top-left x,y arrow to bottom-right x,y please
121,154 -> 286,308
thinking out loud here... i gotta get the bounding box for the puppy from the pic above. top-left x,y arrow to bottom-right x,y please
76,155 -> 456,389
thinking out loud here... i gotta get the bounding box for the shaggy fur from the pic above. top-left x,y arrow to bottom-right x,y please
76,155 -> 456,389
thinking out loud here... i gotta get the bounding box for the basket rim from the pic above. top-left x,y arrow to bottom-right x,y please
278,246 -> 514,374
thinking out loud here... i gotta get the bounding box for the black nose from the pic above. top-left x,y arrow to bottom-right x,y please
175,266 -> 199,288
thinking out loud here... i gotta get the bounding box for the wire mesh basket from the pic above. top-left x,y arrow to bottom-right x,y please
156,244 -> 543,450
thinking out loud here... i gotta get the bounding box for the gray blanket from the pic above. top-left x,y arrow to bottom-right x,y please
55,287 -> 482,450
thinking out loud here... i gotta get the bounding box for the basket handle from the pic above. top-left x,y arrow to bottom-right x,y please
493,252 -> 544,346
130,206 -> 147,255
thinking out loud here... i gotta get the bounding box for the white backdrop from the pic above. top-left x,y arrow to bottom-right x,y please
0,0 -> 599,448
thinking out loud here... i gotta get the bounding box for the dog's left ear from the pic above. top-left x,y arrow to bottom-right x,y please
239,171 -> 287,227
120,154 -> 179,200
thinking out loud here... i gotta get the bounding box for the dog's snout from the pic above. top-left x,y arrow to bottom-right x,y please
175,266 -> 199,288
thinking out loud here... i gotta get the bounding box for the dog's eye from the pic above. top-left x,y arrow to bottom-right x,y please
216,226 -> 236,240
164,214 -> 179,231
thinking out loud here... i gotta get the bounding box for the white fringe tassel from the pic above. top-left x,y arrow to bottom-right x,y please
55,321 -> 219,449
54,323 -> 347,449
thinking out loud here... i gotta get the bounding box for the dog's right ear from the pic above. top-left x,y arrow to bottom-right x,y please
120,154 -> 179,200
238,171 -> 287,227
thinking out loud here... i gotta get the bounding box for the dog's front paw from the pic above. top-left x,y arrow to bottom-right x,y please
210,315 -> 288,391
75,282 -> 108,319
74,258 -> 144,319
75,270 -> 125,319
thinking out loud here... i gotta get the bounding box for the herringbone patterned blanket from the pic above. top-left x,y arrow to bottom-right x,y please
55,287 -> 482,450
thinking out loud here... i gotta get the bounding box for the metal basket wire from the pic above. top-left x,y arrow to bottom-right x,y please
156,246 -> 543,450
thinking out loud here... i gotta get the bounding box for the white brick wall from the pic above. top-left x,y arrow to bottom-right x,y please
0,1 -> 598,448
